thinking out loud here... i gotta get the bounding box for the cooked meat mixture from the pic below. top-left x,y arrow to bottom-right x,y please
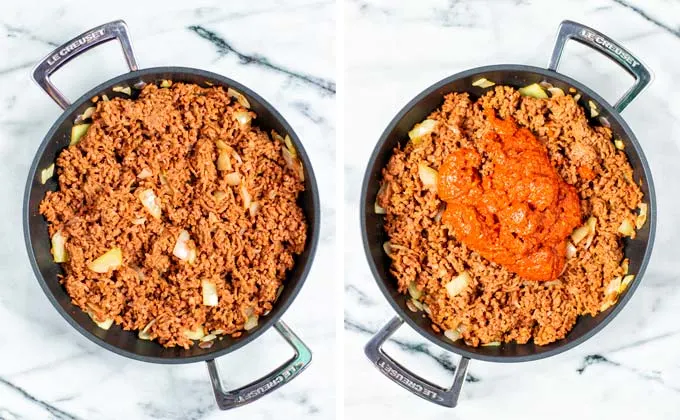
378,86 -> 644,346
40,82 -> 307,348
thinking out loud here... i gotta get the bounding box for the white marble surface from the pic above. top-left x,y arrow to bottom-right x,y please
0,1 -> 335,419
344,0 -> 680,418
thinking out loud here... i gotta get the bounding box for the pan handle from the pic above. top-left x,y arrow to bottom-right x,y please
364,316 -> 470,407
32,20 -> 139,110
206,320 -> 312,410
548,20 -> 652,112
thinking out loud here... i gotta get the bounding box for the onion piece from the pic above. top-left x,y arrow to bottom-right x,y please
375,183 -> 388,214
112,86 -> 132,95
518,83 -> 548,99
82,106 -> 96,120
244,315 -> 258,330
422,303 -> 431,315
240,184 -> 251,210
284,135 -> 297,157
445,271 -> 470,298
272,131 -> 285,144
573,93 -> 582,102
231,150 -> 242,164
472,78 -> 495,88
296,160 -> 305,181
102,94 -> 110,102
620,274 -> 635,293
198,340 -> 215,349
444,329 -> 461,342
183,326 -> 205,340
618,218 -> 635,237
571,217 -> 596,247
201,334 -> 217,342
217,150 -> 232,171
547,87 -> 565,97
202,280 -> 219,307
138,189 -> 162,219
482,341 -> 501,347
88,247 -> 123,273
583,217 -> 597,250
137,168 -> 153,179
434,204 -> 445,223
281,145 -> 295,167
70,123 -> 91,146
621,258 -> 629,275
40,164 -> 55,184
275,285 -> 284,301
51,230 -> 68,263
418,163 -> 438,190
588,100 -> 599,117
408,281 -> 422,300
224,172 -> 240,186
227,87 -> 251,108
282,147 -> 304,181
208,212 -> 220,225
216,140 -> 230,150
160,80 -> 172,88
213,191 -> 227,202
605,276 -> 622,296
234,110 -> 252,126
408,119 -> 437,140
636,203 -> 648,229
173,230 -> 196,263
406,299 -> 419,312
188,245 -> 198,265
411,299 -> 424,311
139,319 -> 156,340
249,201 -> 261,217
375,202 -> 386,215
383,241 -> 393,258
571,225 -> 588,245
614,139 -> 625,150
600,300 -> 614,312
88,312 -> 113,330
566,241 -> 577,259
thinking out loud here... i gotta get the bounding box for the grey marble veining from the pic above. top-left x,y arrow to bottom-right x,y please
0,0 -> 335,419
344,0 -> 680,418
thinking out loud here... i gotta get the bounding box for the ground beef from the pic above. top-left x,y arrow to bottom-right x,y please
378,86 -> 643,346
40,83 -> 307,348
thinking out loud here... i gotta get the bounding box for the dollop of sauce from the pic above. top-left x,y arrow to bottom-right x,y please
437,109 -> 581,281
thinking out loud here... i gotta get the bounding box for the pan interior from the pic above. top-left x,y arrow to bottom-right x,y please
25,68 -> 319,363
362,65 -> 655,362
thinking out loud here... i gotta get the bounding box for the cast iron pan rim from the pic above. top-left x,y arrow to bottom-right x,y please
24,66 -> 321,364
360,63 -> 657,363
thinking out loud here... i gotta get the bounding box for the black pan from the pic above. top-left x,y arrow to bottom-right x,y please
24,20 -> 320,410
361,20 -> 656,407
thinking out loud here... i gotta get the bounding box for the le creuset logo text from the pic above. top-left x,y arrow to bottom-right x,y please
46,29 -> 106,66
580,29 -> 640,68
377,359 -> 442,401
237,362 -> 302,401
